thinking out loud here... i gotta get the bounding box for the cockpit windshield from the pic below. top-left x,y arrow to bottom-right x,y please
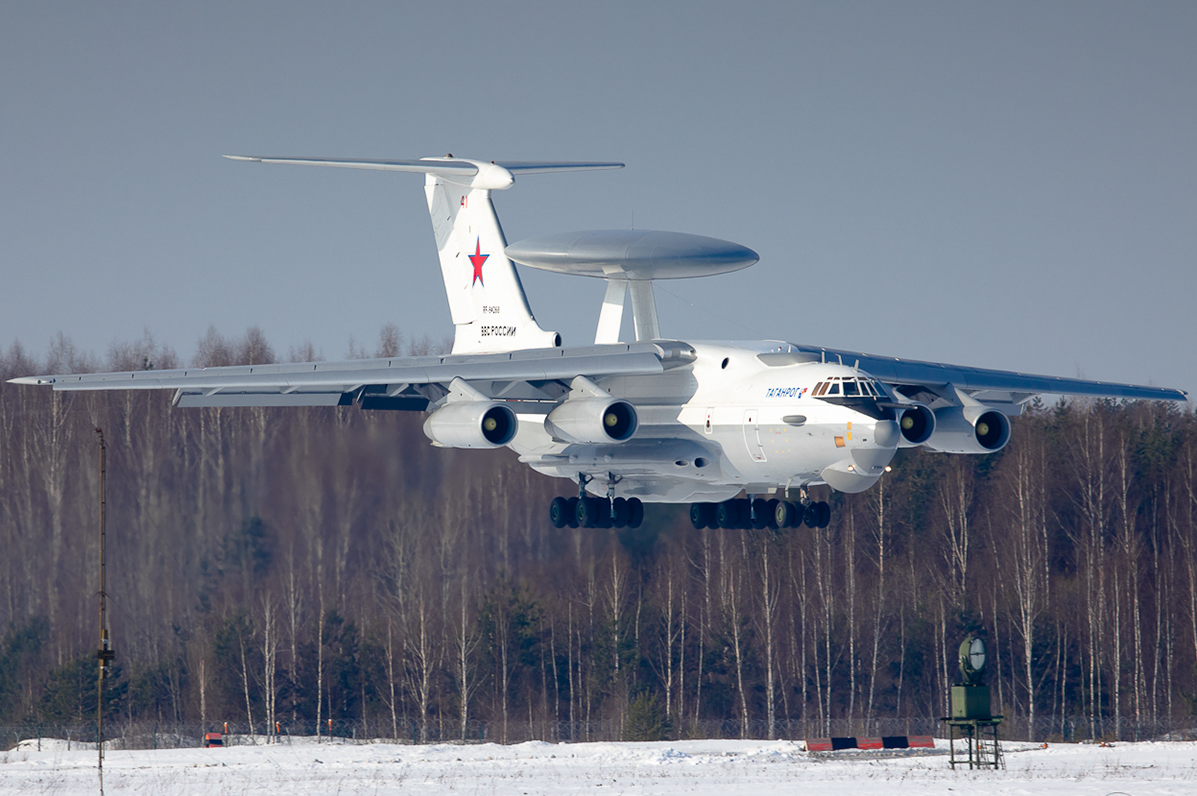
813,376 -> 882,399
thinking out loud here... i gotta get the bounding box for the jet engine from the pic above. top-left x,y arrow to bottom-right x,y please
924,406 -> 1010,454
422,402 -> 517,449
544,398 -> 638,445
896,404 -> 936,447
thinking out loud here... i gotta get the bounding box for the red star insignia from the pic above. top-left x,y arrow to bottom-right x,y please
469,238 -> 489,286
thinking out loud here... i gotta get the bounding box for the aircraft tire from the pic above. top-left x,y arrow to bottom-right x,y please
576,497 -> 598,528
716,500 -> 740,529
690,503 -> 710,529
803,503 -> 819,528
565,497 -> 580,528
817,501 -> 831,528
628,498 -> 644,528
612,497 -> 629,528
595,499 -> 613,529
751,498 -> 770,530
766,499 -> 780,530
775,500 -> 796,528
550,497 -> 570,528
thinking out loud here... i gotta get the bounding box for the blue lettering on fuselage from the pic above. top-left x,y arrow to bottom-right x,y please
765,387 -> 807,399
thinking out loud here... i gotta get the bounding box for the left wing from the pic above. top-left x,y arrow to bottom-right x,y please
9,342 -> 696,409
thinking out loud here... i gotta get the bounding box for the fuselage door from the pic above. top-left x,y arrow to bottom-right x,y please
743,409 -> 767,462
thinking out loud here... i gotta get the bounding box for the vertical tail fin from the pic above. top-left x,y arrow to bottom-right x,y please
422,159 -> 559,354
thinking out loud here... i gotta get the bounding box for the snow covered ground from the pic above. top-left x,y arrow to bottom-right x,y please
1,736 -> 1194,795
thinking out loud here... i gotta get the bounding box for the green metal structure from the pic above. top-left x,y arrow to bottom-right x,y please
942,635 -> 1004,770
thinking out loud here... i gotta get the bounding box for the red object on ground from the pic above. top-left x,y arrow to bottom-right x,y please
808,735 -> 935,752
203,732 -> 223,748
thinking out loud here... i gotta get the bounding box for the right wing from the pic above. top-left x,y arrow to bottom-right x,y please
9,341 -> 696,409
779,343 -> 1188,404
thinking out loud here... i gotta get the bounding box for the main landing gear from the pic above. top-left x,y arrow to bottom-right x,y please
549,474 -> 645,529
549,495 -> 645,529
689,497 -> 830,530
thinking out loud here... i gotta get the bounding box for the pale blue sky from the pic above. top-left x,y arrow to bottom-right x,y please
2,2 -> 1194,396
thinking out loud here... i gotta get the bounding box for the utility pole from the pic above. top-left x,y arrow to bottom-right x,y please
96,428 -> 114,792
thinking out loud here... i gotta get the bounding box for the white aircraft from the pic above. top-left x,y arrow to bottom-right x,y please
12,156 -> 1188,531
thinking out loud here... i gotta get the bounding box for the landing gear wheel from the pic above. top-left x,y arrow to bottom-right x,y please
775,500 -> 797,529
576,497 -> 598,529
752,498 -> 771,530
817,501 -> 831,528
716,500 -> 740,529
594,498 -> 613,528
565,497 -> 580,528
738,498 -> 754,530
803,503 -> 820,529
612,497 -> 629,528
628,498 -> 644,528
690,502 -> 713,530
549,497 -> 570,528
766,499 -> 780,530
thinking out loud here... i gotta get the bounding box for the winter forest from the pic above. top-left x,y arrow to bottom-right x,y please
2,326 -> 1196,747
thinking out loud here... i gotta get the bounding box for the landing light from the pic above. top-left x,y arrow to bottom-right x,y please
884,466 -> 892,472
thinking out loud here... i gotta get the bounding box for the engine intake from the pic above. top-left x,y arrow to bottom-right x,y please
925,406 -> 1010,454
545,398 -> 638,445
897,404 -> 935,446
422,402 -> 517,449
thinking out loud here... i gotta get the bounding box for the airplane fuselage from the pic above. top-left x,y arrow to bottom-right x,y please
512,341 -> 900,502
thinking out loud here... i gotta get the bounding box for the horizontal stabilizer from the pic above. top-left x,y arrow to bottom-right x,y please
223,155 -> 479,175
494,162 -> 625,174
224,155 -> 623,181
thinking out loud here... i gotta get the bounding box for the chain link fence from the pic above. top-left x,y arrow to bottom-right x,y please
5,715 -> 1195,752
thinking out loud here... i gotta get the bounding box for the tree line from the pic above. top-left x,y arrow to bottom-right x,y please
1,327 -> 1196,744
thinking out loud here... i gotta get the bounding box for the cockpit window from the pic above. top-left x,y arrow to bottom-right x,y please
814,376 -> 883,400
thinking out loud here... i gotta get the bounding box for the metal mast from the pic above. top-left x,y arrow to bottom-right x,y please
96,428 -> 114,788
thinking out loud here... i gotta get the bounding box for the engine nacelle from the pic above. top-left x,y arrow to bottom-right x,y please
896,404 -> 936,447
422,402 -> 517,449
544,398 -> 638,445
924,406 -> 1011,454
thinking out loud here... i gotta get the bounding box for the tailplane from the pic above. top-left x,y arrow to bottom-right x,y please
224,155 -> 622,354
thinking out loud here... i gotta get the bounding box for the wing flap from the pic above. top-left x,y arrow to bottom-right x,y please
175,392 -> 352,408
